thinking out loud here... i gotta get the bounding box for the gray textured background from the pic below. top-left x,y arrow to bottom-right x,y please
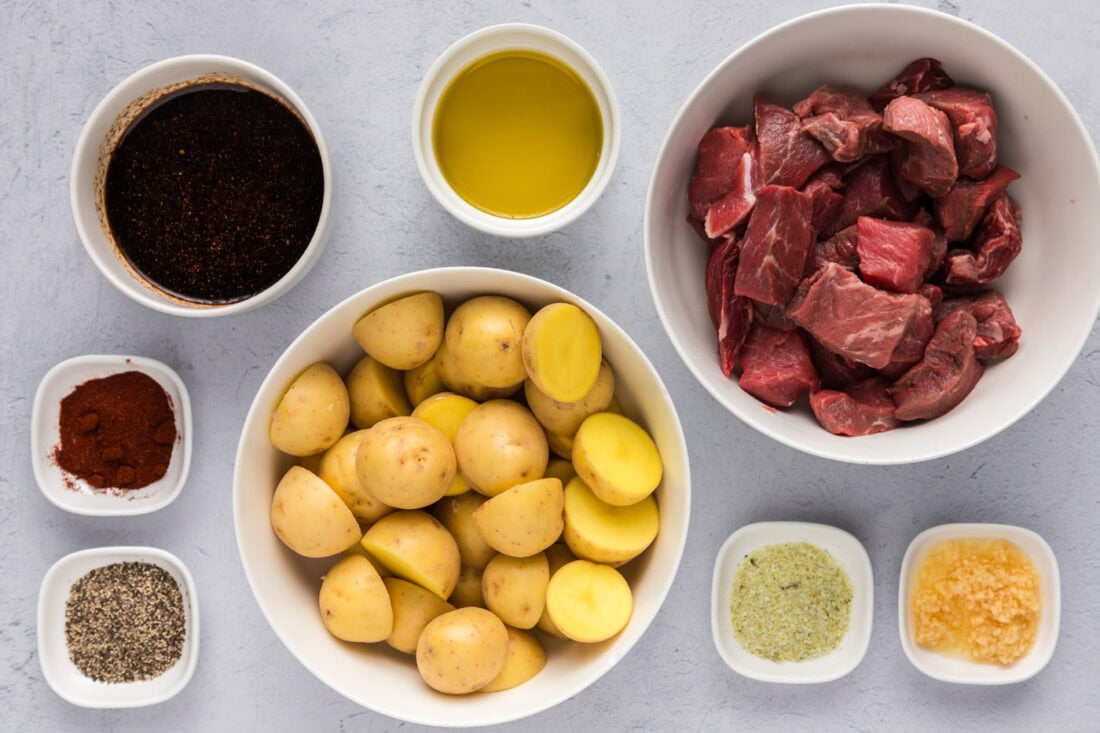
2,1 -> 1098,730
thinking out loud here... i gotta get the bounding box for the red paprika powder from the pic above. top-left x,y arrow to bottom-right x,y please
54,371 -> 176,490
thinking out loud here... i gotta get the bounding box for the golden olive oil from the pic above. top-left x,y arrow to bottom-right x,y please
433,50 -> 603,219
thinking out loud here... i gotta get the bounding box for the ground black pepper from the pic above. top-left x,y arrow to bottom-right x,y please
104,83 -> 324,303
65,562 -> 186,683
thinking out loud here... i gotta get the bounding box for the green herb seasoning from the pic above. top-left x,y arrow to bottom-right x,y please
64,562 -> 186,683
730,542 -> 852,662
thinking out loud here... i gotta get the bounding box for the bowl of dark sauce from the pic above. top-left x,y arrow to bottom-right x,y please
71,55 -> 332,316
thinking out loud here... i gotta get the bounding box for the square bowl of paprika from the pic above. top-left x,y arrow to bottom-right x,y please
31,354 -> 192,516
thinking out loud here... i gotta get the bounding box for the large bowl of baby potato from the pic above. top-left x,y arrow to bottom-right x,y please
233,266 -> 690,727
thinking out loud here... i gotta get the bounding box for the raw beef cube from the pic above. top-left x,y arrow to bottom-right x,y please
883,96 -> 958,198
856,216 -> 935,293
809,336 -> 874,389
802,169 -> 845,234
912,209 -> 948,278
918,282 -> 944,311
688,126 -> 756,220
795,85 -> 893,162
869,57 -> 954,108
754,96 -> 831,189
738,325 -> 819,407
753,300 -> 799,331
828,156 -> 916,235
733,185 -> 816,305
705,234 -> 754,376
944,193 -> 1022,287
880,294 -> 935,379
889,310 -> 984,421
704,152 -> 760,238
916,88 -> 999,180
786,262 -> 923,369
813,225 -> 860,272
934,164 -> 1020,241
936,290 -> 1021,360
811,377 -> 899,436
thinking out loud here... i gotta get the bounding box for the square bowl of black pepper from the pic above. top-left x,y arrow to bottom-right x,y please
31,354 -> 192,516
37,546 -> 199,707
711,521 -> 874,683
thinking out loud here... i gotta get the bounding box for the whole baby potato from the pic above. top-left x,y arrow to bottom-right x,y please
416,607 -> 509,694
346,355 -> 412,429
454,400 -> 548,497
353,291 -> 444,370
318,554 -> 392,643
269,466 -> 361,558
444,295 -> 532,391
356,417 -> 456,510
438,340 -> 520,402
268,362 -> 350,456
318,430 -> 392,523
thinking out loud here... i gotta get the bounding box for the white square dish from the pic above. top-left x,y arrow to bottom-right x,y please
898,523 -> 1060,684
711,521 -> 873,683
37,546 -> 200,707
31,354 -> 192,516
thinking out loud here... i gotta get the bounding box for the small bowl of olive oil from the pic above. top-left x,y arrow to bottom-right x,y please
412,24 -> 620,237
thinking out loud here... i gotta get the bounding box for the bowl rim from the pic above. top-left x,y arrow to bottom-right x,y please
69,53 -> 333,318
30,354 -> 193,516
642,2 -> 1100,465
710,520 -> 873,683
410,23 -> 622,238
232,266 -> 690,725
37,545 -> 201,707
897,522 -> 1060,684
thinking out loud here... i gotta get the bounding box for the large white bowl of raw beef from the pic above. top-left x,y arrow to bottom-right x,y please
644,3 -> 1100,464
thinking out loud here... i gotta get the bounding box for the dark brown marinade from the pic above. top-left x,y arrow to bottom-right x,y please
105,83 -> 324,303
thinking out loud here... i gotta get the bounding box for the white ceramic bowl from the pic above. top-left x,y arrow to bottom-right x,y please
233,267 -> 689,726
644,4 -> 1100,464
412,24 -> 621,237
711,521 -> 873,683
37,546 -> 200,707
898,523 -> 1059,684
70,54 -> 332,317
31,355 -> 192,516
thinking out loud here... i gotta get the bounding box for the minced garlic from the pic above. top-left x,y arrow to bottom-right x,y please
911,538 -> 1041,665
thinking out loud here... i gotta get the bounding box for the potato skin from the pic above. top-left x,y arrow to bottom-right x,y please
416,607 -> 509,694
353,291 -> 444,371
270,466 -> 361,558
346,355 -> 412,429
478,627 -> 547,693
269,362 -> 350,456
385,577 -> 454,654
481,552 -> 549,629
432,492 -> 496,569
455,400 -> 548,497
524,360 -> 615,437
360,510 -> 461,599
318,430 -> 392,523
471,478 -> 564,558
356,416 -> 456,510
319,555 -> 392,643
444,295 -> 531,391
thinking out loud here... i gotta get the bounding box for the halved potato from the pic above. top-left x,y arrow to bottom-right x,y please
361,510 -> 460,599
433,492 -> 496,570
404,348 -> 447,406
269,362 -> 350,456
270,466 -> 361,558
536,544 -> 578,638
472,478 -> 563,557
546,429 -> 574,461
353,291 -> 444,370
524,359 -> 615,437
346,355 -> 412,429
522,302 -> 602,402
545,560 -> 633,643
482,552 -> 549,629
385,577 -> 454,654
479,627 -> 546,693
572,412 -> 662,506
318,555 -> 392,643
319,430 -> 392,523
563,476 -> 658,566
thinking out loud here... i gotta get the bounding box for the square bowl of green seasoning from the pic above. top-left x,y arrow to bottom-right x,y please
37,546 -> 199,707
711,521 -> 873,683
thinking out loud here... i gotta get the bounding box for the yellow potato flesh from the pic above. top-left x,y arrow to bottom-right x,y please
319,555 -> 392,643
416,607 -> 508,694
353,291 -> 444,371
545,560 -> 633,643
268,362 -> 350,457
355,416 -> 455,510
319,430 -> 393,523
413,392 -> 478,496
360,510 -> 460,599
472,478 -> 563,558
522,303 -> 602,402
269,466 -> 361,558
432,492 -> 495,570
563,477 -> 658,566
346,355 -> 412,429
536,544 -> 577,638
404,349 -> 447,407
479,627 -> 547,693
572,412 -> 663,506
384,577 -> 454,654
482,552 -> 548,629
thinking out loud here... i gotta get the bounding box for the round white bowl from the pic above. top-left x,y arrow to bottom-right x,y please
711,521 -> 873,684
70,54 -> 332,317
898,523 -> 1059,685
233,267 -> 689,726
412,24 -> 621,237
644,4 -> 1100,464
31,355 -> 192,516
38,546 -> 200,707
